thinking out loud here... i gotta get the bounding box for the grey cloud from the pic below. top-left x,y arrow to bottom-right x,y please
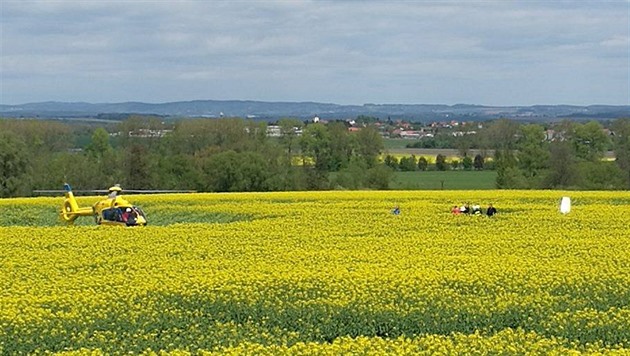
1,0 -> 628,105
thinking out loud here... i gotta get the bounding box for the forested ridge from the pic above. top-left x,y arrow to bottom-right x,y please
1,116 -> 629,197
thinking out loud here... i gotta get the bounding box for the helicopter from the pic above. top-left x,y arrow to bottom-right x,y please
35,183 -> 193,226
49,183 -> 148,226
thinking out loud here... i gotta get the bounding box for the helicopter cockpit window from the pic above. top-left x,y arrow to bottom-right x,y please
102,208 -> 118,221
125,207 -> 146,226
100,206 -> 145,225
133,206 -> 146,219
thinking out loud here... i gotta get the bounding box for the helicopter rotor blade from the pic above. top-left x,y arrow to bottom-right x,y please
33,189 -> 109,194
121,190 -> 197,194
33,189 -> 196,195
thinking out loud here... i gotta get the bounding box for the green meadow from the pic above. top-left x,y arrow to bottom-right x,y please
391,171 -> 497,190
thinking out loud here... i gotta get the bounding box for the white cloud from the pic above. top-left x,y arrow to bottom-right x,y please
1,0 -> 628,105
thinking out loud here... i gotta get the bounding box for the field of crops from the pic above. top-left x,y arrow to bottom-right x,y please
1,190 -> 629,354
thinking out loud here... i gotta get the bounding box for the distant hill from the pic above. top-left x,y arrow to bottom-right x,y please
1,100 -> 629,122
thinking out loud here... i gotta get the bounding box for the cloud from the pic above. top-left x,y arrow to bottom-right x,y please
1,0 -> 628,105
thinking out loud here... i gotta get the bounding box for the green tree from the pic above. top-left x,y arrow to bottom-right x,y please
300,123 -> 331,173
244,120 -> 269,152
202,150 -> 276,192
355,125 -> 383,168
517,124 -> 549,180
612,118 -> 630,188
572,121 -> 609,162
473,154 -> 484,170
495,149 -> 521,188
496,166 -> 526,189
268,158 -> 307,191
0,131 -> 30,197
233,151 -> 271,191
483,118 -> 520,150
576,161 -> 626,190
170,118 -> 248,155
462,155 -> 473,170
43,152 -> 105,190
455,126 -> 476,157
200,150 -> 240,192
383,155 -> 399,170
298,123 -> 332,189
124,144 -> 153,189
154,154 -> 203,190
543,141 -> 578,188
278,118 -> 303,156
86,128 -> 113,159
0,119 -> 71,154
366,164 -> 393,189
399,155 -> 417,171
417,156 -> 428,171
328,121 -> 354,171
435,154 -> 447,171
331,157 -> 367,190
0,120 -> 73,192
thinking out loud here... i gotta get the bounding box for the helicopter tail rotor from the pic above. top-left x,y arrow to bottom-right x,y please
60,188 -> 81,224
59,184 -> 94,224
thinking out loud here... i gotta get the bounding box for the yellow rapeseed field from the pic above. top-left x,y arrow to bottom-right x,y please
1,190 -> 629,354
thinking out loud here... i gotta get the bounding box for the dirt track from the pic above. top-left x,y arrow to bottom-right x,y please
386,148 -> 616,159
385,148 -> 494,157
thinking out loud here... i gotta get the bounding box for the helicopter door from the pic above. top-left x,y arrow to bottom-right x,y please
102,208 -> 120,222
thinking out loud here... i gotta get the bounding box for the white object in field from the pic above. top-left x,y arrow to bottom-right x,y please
560,196 -> 571,214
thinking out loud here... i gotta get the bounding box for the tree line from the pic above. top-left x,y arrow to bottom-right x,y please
387,118 -> 630,190
0,117 -> 389,197
488,118 -> 629,190
1,116 -> 629,197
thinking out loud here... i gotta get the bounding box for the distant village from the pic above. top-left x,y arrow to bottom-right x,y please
265,115 -> 482,139
113,114 -> 615,143
264,115 -> 613,142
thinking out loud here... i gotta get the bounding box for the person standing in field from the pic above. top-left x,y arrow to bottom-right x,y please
392,205 -> 401,215
486,204 -> 497,217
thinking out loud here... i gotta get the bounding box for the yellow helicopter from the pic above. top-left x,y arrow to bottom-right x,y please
34,183 -> 194,226
53,183 -> 148,226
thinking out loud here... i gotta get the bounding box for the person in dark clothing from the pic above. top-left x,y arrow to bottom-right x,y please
471,204 -> 482,215
486,204 -> 497,217
392,205 -> 400,215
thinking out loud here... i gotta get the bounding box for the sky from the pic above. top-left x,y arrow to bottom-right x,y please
1,1 -> 629,106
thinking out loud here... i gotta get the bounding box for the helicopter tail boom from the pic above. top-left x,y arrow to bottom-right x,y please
60,188 -> 93,224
